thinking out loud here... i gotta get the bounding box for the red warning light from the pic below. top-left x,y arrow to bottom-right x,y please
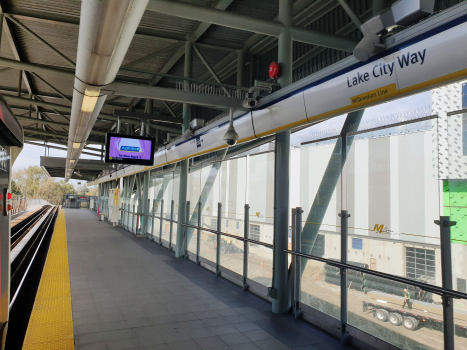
7,204 -> 12,211
269,61 -> 279,79
7,193 -> 11,200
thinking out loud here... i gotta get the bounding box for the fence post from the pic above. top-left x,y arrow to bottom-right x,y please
169,199 -> 174,251
159,199 -> 164,245
185,201 -> 190,258
243,204 -> 250,291
216,202 -> 222,276
151,199 -> 156,240
293,207 -> 303,318
132,204 -> 136,234
435,216 -> 456,350
196,201 -> 201,265
339,209 -> 350,344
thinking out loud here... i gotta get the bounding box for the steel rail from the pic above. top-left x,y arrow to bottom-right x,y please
11,205 -> 50,247
284,249 -> 467,300
9,207 -> 58,310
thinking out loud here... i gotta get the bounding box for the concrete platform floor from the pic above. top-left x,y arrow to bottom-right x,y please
66,209 -> 356,350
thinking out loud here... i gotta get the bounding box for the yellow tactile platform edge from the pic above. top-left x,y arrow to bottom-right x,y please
22,210 -> 74,350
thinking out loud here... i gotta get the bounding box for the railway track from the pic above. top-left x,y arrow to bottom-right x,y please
10,205 -> 51,248
5,206 -> 59,350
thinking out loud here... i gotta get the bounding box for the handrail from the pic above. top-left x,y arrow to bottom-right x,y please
181,222 -> 273,249
284,249 -> 467,300
118,208 -> 273,249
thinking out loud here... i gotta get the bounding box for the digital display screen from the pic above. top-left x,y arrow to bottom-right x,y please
104,133 -> 155,166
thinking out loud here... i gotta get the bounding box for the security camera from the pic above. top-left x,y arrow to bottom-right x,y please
242,97 -> 259,109
224,108 -> 239,146
223,125 -> 239,146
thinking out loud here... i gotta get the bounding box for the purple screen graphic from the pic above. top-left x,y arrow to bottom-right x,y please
108,136 -> 152,161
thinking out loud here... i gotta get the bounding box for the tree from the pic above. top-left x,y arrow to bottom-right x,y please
12,166 -> 48,198
10,180 -> 22,197
11,165 -> 76,205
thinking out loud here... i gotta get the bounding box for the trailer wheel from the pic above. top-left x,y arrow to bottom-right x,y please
220,246 -> 226,254
389,313 -> 403,326
403,316 -> 418,331
375,309 -> 389,322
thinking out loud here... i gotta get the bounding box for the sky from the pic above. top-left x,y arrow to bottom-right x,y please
13,142 -> 101,187
12,90 -> 432,184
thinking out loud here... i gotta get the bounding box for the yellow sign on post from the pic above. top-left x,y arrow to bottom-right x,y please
113,189 -> 119,206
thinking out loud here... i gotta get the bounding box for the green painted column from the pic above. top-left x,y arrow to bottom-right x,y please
175,41 -> 193,258
272,0 -> 293,315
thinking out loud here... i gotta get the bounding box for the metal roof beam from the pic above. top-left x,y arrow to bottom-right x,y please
129,0 -> 235,110
0,57 -> 150,84
197,0 -> 340,83
5,10 -> 241,52
40,157 -> 114,171
337,0 -> 363,30
24,137 -> 103,153
147,0 -> 358,51
16,115 -> 106,136
25,141 -> 102,157
5,14 -> 76,67
23,128 -> 104,145
104,82 -> 246,111
113,109 -> 182,124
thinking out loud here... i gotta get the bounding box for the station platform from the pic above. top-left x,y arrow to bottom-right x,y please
39,209 -> 356,350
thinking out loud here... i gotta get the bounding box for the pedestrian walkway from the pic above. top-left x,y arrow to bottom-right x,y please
67,209 -> 354,350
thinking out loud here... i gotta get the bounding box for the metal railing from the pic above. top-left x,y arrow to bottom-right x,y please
117,199 -> 272,291
287,207 -> 466,350
10,197 -> 27,214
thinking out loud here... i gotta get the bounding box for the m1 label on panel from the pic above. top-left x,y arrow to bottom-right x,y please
0,146 -> 8,172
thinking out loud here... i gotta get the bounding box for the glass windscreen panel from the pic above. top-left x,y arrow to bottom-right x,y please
199,162 -> 221,264
171,169 -> 180,248
346,119 -> 441,287
187,168 -> 202,256
446,113 -> 467,349
248,153 -> 274,244
220,158 -> 247,277
161,172 -> 174,246
348,273 -> 443,350
296,138 -> 342,318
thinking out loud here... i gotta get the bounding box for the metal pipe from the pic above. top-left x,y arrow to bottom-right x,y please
65,0 -> 148,181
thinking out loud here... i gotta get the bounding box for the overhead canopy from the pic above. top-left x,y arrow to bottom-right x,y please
40,156 -> 114,181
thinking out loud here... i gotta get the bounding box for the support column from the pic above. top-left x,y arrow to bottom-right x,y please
175,41 -> 193,258
271,0 -> 293,314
